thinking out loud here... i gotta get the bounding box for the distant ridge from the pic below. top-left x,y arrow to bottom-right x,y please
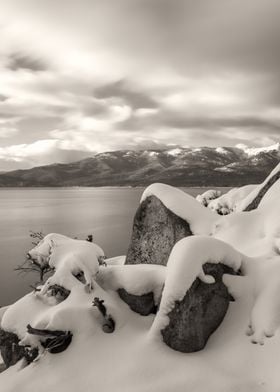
0,145 -> 279,187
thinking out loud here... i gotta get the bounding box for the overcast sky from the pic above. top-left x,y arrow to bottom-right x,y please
0,0 -> 280,170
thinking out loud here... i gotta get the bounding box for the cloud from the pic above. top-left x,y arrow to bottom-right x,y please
94,79 -> 158,109
0,0 -> 279,170
0,139 -> 90,170
7,52 -> 48,72
0,127 -> 18,138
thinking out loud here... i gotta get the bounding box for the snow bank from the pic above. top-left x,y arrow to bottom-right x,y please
196,189 -> 221,207
258,177 -> 280,208
141,183 -> 217,235
97,264 -> 166,304
237,162 -> 280,211
213,200 -> 280,258
151,236 -> 245,334
207,184 -> 256,215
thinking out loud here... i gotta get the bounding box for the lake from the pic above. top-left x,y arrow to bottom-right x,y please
0,187 -> 227,306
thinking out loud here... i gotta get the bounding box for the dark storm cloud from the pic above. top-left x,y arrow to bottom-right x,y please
8,52 -> 48,72
94,79 -> 158,109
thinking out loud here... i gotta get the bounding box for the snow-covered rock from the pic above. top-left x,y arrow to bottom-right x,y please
126,191 -> 192,267
126,184 -> 217,267
151,236 -> 244,352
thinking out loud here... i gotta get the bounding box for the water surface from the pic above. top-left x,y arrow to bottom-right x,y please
0,187 -> 228,305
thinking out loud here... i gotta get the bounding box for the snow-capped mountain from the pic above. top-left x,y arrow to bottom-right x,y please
0,144 -> 279,187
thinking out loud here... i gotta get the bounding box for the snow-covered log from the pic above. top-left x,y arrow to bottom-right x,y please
151,236 -> 244,352
126,183 -> 216,266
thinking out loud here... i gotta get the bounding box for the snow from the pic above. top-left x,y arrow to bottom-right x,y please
167,148 -> 183,156
196,189 -> 222,207
208,184 -> 256,214
237,162 -> 280,211
97,264 -> 166,305
2,164 -> 280,391
141,183 -> 217,235
236,143 -> 280,156
151,236 -> 245,334
215,147 -> 228,154
28,233 -> 104,293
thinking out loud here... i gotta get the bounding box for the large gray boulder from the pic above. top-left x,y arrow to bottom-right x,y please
161,263 -> 238,353
126,195 -> 192,266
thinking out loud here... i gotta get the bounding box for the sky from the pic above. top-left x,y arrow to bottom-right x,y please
0,0 -> 280,170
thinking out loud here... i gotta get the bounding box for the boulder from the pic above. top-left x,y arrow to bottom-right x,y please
126,195 -> 192,266
161,263 -> 238,353
118,289 -> 157,316
0,329 -> 38,368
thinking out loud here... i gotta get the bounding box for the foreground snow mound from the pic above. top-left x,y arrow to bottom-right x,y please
207,184 -> 256,215
2,165 -> 280,392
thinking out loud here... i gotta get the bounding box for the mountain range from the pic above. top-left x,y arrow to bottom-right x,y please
0,143 -> 279,187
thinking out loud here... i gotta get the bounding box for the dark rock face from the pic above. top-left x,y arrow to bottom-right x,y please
0,329 -> 38,368
126,195 -> 192,266
244,170 -> 280,211
118,289 -> 157,316
161,263 -> 238,353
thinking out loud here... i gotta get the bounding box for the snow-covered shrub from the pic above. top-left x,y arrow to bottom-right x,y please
196,189 -> 222,207
28,233 -> 104,293
208,184 -> 256,215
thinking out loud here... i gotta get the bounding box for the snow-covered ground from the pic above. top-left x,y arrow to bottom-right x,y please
1,166 -> 280,392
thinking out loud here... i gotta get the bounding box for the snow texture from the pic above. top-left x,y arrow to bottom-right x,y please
196,189 -> 222,207
141,183 -> 217,235
97,264 -> 166,304
151,236 -> 245,334
28,233 -> 104,293
2,164 -> 280,392
236,162 -> 280,211
207,184 -> 256,214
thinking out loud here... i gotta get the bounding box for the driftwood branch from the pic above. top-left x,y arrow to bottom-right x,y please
92,297 -> 115,333
27,324 -> 67,337
26,324 -> 73,354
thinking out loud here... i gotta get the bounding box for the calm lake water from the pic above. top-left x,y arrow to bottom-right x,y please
0,187 -> 227,306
